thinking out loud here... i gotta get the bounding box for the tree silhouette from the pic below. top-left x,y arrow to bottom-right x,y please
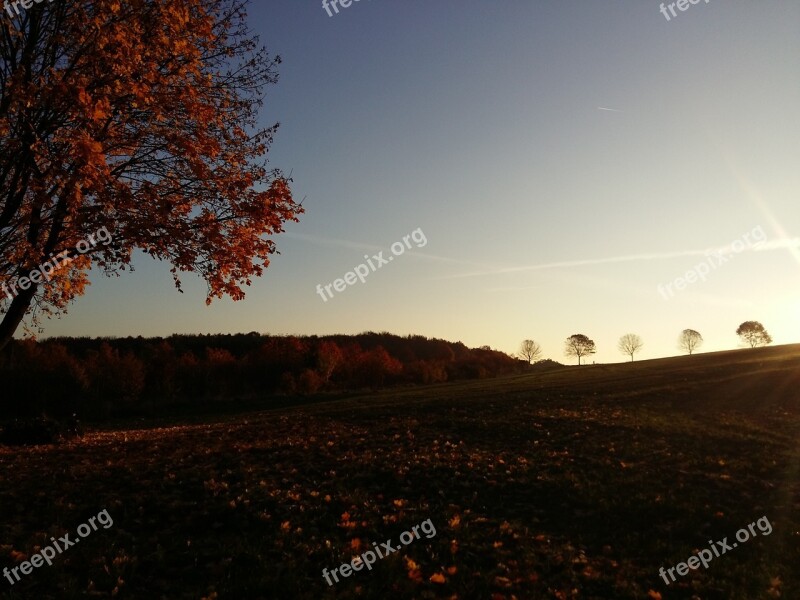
564,334 -> 596,366
317,341 -> 343,382
618,333 -> 643,362
736,321 -> 772,348
678,329 -> 703,355
0,0 -> 302,351
518,339 -> 543,364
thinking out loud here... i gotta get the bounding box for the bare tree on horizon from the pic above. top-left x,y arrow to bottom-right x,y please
518,339 -> 543,364
618,333 -> 644,362
736,321 -> 773,348
564,334 -> 596,366
678,329 -> 703,355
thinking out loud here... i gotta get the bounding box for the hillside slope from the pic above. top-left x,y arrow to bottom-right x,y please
1,345 -> 798,599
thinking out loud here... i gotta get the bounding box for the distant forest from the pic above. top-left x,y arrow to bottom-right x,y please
0,333 -> 557,419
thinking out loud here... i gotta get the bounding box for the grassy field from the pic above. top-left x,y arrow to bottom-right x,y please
1,345 -> 799,599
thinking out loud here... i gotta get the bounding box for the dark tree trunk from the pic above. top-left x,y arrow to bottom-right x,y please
0,287 -> 36,352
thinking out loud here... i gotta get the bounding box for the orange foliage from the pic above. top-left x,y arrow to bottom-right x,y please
0,0 -> 302,348
0,332 -> 523,418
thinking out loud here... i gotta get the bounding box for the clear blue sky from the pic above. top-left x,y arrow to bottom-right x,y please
38,0 -> 800,363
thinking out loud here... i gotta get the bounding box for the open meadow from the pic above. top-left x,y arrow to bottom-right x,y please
1,345 -> 798,599
2,2 -> 798,599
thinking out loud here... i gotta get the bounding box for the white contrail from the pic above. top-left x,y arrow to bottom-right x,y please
752,238 -> 800,251
597,106 -> 623,112
282,231 -> 493,268
284,231 -> 799,281
443,240 -> 798,280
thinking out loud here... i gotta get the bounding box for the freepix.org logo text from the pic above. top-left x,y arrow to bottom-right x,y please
4,0 -> 57,20
1,226 -> 113,302
322,0 -> 368,18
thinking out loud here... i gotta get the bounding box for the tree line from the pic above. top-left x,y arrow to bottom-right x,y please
0,332 -> 522,420
519,320 -> 774,365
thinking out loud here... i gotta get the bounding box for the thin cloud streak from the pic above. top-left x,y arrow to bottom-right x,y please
282,231 -> 495,268
752,238 -> 800,251
444,241 -> 798,280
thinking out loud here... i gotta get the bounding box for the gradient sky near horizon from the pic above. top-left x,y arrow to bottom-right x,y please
35,0 -> 800,363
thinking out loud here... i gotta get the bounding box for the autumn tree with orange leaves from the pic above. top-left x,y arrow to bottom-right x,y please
0,0 -> 302,350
